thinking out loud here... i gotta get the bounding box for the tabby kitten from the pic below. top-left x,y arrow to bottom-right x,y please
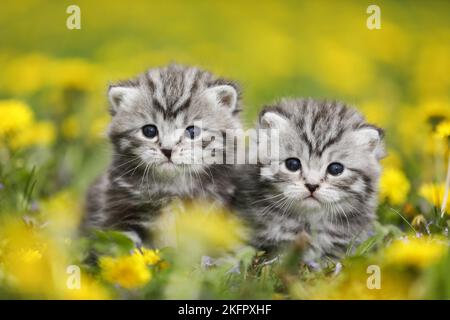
81,64 -> 242,247
235,98 -> 385,262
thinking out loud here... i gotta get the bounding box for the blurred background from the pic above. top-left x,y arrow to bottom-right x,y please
0,0 -> 449,299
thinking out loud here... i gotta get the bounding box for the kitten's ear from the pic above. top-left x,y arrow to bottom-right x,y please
108,86 -> 140,116
353,126 -> 386,160
259,111 -> 289,129
203,85 -> 238,111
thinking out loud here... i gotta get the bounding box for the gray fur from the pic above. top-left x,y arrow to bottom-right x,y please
81,64 -> 242,246
234,98 -> 385,262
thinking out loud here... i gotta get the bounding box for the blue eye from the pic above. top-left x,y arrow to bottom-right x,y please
285,158 -> 301,172
327,162 -> 344,176
142,125 -> 158,139
185,126 -> 201,139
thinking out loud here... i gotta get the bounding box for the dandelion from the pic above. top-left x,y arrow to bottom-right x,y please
306,270 -> 413,299
380,150 -> 403,169
385,236 -> 448,269
379,167 -> 410,205
419,183 -> 450,213
64,275 -> 111,300
316,41 -> 374,95
435,120 -> 450,139
359,101 -> 389,127
1,54 -> 51,94
165,200 -> 247,253
0,218 -> 65,297
40,190 -> 81,233
0,100 -> 33,136
420,99 -> 450,129
133,248 -> 161,266
11,121 -> 56,149
49,58 -> 99,92
100,254 -> 152,289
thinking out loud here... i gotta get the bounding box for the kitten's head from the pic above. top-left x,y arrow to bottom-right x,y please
258,98 -> 385,214
108,64 -> 242,176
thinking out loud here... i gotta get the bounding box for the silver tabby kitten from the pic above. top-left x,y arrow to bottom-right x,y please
81,64 -> 242,246
235,98 -> 385,262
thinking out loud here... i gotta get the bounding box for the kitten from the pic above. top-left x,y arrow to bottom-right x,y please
234,98 -> 385,262
81,64 -> 243,247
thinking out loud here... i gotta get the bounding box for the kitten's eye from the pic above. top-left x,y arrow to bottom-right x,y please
327,162 -> 344,176
142,125 -> 158,139
185,126 -> 201,139
285,158 -> 301,172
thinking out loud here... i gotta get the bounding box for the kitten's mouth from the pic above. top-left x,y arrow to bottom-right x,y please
304,195 -> 320,203
159,161 -> 177,170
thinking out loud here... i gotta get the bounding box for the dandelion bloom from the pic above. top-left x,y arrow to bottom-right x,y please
0,100 -> 33,136
0,219 -> 70,297
49,58 -> 98,91
435,120 -> 450,139
64,276 -> 111,300
11,121 -> 56,149
133,248 -> 161,266
385,236 -> 448,269
166,200 -> 247,253
379,167 -> 410,205
419,183 -> 449,213
100,254 -> 152,289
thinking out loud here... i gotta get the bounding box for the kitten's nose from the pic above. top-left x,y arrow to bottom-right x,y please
161,148 -> 172,159
305,183 -> 319,193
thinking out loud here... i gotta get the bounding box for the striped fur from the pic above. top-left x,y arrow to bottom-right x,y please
234,98 -> 385,262
81,64 -> 242,246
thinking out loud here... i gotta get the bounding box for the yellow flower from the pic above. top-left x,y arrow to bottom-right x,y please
49,58 -> 99,92
380,150 -> 403,169
19,248 -> 42,263
2,246 -> 50,293
359,101 -> 389,127
0,218 -> 67,297
305,268 -> 414,300
0,100 -> 33,136
100,254 -> 152,289
1,54 -> 51,94
164,200 -> 247,254
435,120 -> 450,139
316,41 -> 374,95
64,275 -> 111,300
420,99 -> 450,128
385,236 -> 448,269
133,248 -> 161,266
419,183 -> 450,213
40,190 -> 81,233
11,121 -> 56,149
379,167 -> 410,205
